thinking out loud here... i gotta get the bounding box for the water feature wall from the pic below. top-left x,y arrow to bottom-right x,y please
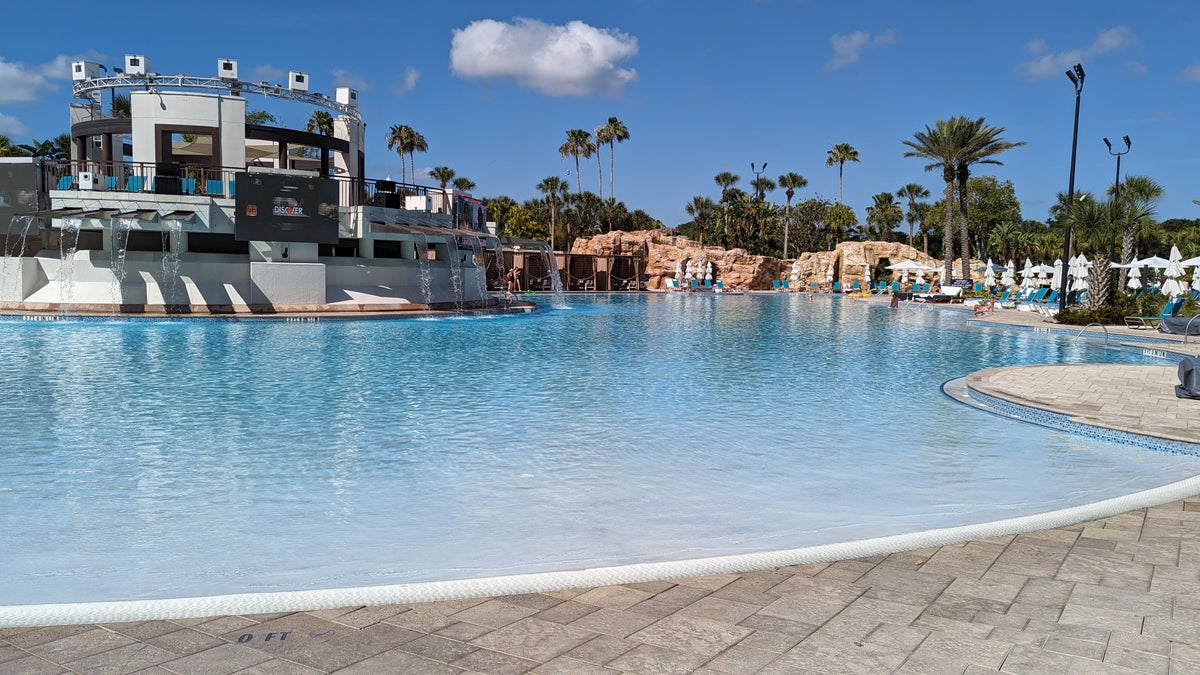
1,214 -> 35,302
109,218 -> 134,308
160,219 -> 183,307
56,217 -> 82,312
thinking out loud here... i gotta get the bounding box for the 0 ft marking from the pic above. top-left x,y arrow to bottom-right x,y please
238,631 -> 292,643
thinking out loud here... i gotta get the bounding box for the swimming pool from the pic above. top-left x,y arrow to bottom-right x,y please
2,294 -> 1197,606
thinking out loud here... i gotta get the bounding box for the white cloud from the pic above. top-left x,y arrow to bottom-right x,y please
391,66 -> 420,96
0,54 -> 78,105
0,112 -> 29,136
1017,26 -> 1137,80
824,29 -> 897,71
330,68 -> 370,91
1176,63 -> 1200,82
450,18 -> 638,97
250,64 -> 285,83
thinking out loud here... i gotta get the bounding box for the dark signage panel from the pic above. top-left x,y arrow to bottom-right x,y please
234,172 -> 339,244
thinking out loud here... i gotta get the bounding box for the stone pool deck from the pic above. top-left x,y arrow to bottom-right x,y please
4,307 -> 1200,674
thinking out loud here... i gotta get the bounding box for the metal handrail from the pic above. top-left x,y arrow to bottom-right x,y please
1181,315 -> 1200,344
1074,322 -> 1109,345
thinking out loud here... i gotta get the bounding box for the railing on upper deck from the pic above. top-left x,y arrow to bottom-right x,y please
39,160 -> 437,208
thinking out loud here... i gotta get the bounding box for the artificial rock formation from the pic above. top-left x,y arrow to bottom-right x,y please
571,231 -> 956,291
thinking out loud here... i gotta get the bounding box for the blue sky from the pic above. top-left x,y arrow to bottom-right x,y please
3,0 -> 1200,229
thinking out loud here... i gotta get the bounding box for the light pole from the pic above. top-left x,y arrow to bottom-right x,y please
750,162 -> 767,201
1059,63 -> 1085,311
1105,135 -> 1131,289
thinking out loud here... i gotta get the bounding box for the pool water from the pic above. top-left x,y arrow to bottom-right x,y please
1,294 -> 1197,605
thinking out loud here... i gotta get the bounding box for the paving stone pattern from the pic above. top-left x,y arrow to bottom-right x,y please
1,497 -> 1198,673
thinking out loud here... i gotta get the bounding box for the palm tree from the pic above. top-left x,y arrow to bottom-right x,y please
385,124 -> 412,184
407,129 -> 427,185
954,117 -> 1026,287
713,172 -> 740,247
429,166 -> 455,190
895,183 -> 930,248
824,143 -> 860,204
1108,174 -> 1164,288
750,176 -> 776,202
306,111 -> 334,136
559,129 -> 595,194
17,138 -> 64,160
536,176 -> 567,251
0,136 -> 29,157
904,118 -> 969,282
777,173 -> 808,258
110,93 -> 131,118
452,177 -> 475,192
594,117 -> 630,201
685,195 -> 716,246
865,192 -> 904,242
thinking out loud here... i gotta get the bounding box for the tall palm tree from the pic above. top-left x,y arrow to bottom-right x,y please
713,172 -> 740,247
1108,174 -> 1164,288
954,117 -> 1026,286
406,129 -> 427,185
595,116 -> 630,202
452,177 -> 475,192
895,182 -> 930,248
824,143 -> 860,204
777,172 -> 808,258
559,129 -> 595,194
903,118 -> 967,282
385,124 -> 412,184
865,192 -> 903,242
536,176 -> 567,251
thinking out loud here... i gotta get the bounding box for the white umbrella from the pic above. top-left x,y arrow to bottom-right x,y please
1001,259 -> 1016,288
1050,258 -> 1063,291
789,260 -> 800,281
863,264 -> 871,289
901,268 -> 910,284
1020,258 -> 1035,289
826,262 -> 834,283
675,260 -> 684,281
983,258 -> 996,290
1072,254 -> 1090,292
1162,245 -> 1185,297
684,260 -> 695,281
1127,265 -> 1142,290
705,261 -> 713,282
1135,255 -> 1171,269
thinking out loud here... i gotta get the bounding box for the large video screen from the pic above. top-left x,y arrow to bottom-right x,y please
234,172 -> 339,244
0,161 -> 41,243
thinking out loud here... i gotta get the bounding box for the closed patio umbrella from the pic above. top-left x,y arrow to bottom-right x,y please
1162,245 -> 1186,297
1127,265 -> 1142,290
1072,254 -> 1090,292
1001,260 -> 1015,288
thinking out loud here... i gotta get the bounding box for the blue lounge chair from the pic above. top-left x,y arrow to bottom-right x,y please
106,176 -> 119,190
205,179 -> 224,196
1125,297 -> 1185,329
810,282 -> 819,292
704,279 -> 712,287
125,176 -> 145,192
782,280 -> 791,291
851,281 -> 861,292
55,175 -> 73,190
772,279 -> 782,291
832,281 -> 842,292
